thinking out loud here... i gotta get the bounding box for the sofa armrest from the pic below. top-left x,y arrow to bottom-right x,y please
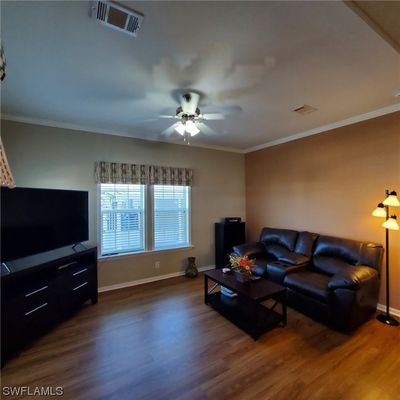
267,261 -> 309,284
233,242 -> 265,257
278,253 -> 309,266
328,266 -> 378,290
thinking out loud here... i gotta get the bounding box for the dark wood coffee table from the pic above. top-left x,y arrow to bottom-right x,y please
204,270 -> 287,340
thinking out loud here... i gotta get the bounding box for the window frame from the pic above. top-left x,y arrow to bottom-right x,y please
98,183 -> 146,257
151,185 -> 191,251
97,184 -> 192,258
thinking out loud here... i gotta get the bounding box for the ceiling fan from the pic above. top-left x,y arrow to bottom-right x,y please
158,91 -> 227,144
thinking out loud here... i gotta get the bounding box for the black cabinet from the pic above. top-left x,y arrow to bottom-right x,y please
1,245 -> 97,365
215,222 -> 245,268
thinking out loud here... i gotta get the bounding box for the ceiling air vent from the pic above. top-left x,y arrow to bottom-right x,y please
90,1 -> 144,37
293,104 -> 317,115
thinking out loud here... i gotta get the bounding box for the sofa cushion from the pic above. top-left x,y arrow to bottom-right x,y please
294,231 -> 319,257
313,255 -> 353,276
267,261 -> 308,284
264,244 -> 292,260
278,253 -> 309,265
313,236 -> 362,264
259,228 -> 298,251
312,236 -> 363,275
233,242 -> 265,258
284,271 -> 331,303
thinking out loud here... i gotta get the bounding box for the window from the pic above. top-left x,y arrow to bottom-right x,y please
99,184 -> 190,256
100,184 -> 145,256
153,185 -> 190,250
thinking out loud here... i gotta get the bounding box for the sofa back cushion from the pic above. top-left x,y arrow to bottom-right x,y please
294,231 -> 319,257
313,235 -> 383,275
312,256 -> 353,276
264,244 -> 292,260
313,236 -> 362,275
259,228 -> 298,252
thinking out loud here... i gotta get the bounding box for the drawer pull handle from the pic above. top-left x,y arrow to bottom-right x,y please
25,285 -> 48,297
73,282 -> 88,291
73,268 -> 88,276
58,262 -> 78,271
25,302 -> 48,316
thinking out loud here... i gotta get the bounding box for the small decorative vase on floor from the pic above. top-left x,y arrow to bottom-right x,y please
185,257 -> 198,278
234,270 -> 250,283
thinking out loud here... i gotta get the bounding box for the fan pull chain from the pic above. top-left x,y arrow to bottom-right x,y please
184,132 -> 190,145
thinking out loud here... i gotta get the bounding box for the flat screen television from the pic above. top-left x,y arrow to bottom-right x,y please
1,187 -> 89,262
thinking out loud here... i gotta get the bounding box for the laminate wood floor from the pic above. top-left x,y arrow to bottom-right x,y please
1,274 -> 400,400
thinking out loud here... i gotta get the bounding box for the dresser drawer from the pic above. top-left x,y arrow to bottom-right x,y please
4,275 -> 54,316
22,299 -> 56,342
57,261 -> 92,279
55,263 -> 95,309
22,283 -> 52,310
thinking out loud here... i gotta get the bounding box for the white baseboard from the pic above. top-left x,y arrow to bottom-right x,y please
376,304 -> 400,318
98,265 -> 215,293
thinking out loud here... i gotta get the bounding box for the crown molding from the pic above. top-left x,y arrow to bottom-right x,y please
2,102 -> 399,155
243,103 -> 400,153
0,113 -> 245,154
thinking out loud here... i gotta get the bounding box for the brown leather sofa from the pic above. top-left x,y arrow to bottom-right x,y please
233,228 -> 383,331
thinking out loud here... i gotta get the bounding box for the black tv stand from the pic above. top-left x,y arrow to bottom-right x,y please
1,245 -> 98,366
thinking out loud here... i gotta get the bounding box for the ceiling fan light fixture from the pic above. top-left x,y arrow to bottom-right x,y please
175,122 -> 186,135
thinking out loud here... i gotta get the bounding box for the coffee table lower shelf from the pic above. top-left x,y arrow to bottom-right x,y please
207,292 -> 284,340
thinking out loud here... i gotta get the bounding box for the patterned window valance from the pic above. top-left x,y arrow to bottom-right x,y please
0,138 -> 15,188
0,41 -> 6,81
95,161 -> 193,186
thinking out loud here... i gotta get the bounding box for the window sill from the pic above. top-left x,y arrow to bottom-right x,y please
98,245 -> 195,261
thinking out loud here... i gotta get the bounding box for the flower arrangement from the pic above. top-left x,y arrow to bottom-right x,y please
229,254 -> 256,276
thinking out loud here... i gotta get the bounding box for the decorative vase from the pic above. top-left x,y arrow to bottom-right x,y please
185,257 -> 198,278
234,270 -> 250,283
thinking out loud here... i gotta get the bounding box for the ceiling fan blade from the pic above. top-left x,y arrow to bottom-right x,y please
198,122 -> 216,135
201,113 -> 224,120
220,104 -> 242,114
130,116 -> 161,123
158,115 -> 176,119
161,122 -> 180,137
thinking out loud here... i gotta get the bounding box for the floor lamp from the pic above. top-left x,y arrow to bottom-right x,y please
372,190 -> 399,326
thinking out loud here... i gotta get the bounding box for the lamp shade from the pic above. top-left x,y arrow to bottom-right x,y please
175,122 -> 186,136
372,203 -> 386,218
185,120 -> 200,136
382,215 -> 399,231
383,191 -> 400,207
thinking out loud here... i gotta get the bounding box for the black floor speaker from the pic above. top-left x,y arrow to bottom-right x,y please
215,222 -> 245,269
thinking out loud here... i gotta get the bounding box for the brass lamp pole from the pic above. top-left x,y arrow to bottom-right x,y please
372,190 -> 399,326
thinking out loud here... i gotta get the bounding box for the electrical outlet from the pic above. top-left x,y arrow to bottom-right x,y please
155,261 -> 160,269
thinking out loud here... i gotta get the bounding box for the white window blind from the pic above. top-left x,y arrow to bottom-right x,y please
100,184 -> 145,256
153,185 -> 190,250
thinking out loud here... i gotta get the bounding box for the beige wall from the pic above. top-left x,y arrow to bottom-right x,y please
1,120 -> 246,288
3,113 -> 400,309
246,112 -> 400,309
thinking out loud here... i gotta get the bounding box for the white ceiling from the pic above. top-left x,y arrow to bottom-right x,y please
1,1 -> 399,151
